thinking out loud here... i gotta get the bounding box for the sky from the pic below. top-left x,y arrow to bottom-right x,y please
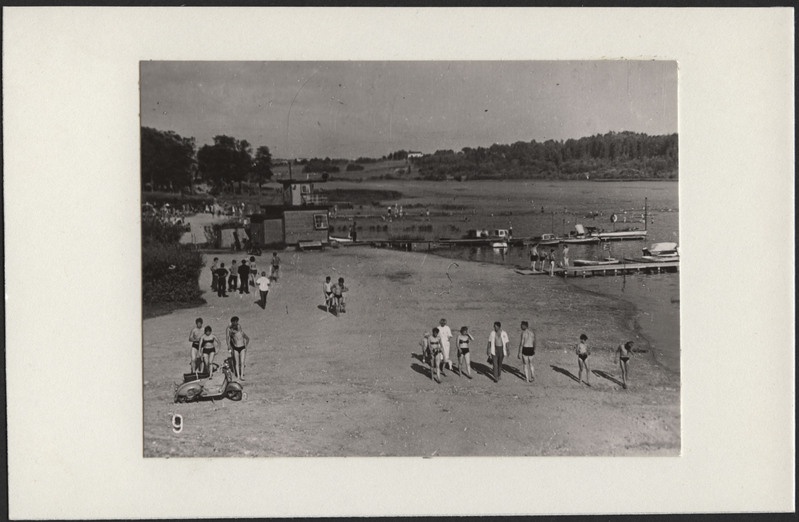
140,61 -> 677,160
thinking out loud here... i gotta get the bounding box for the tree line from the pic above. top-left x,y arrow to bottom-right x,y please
414,132 -> 678,180
142,127 -> 273,193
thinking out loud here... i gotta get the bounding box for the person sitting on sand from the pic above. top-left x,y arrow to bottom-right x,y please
188,317 -> 204,372
428,327 -> 443,383
576,333 -> 591,386
199,326 -> 220,375
615,341 -> 635,389
456,326 -> 475,378
517,321 -> 537,383
323,276 -> 333,311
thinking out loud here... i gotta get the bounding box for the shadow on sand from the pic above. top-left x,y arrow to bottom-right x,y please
470,362 -> 495,381
411,362 -> 435,381
593,370 -> 624,387
550,365 -> 590,386
502,364 -> 527,381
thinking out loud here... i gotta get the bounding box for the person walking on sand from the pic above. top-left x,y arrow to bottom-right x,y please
228,322 -> 250,380
188,317 -> 204,372
615,341 -> 635,389
428,327 -> 443,383
215,263 -> 229,297
256,270 -> 270,309
322,276 -> 333,311
486,322 -> 509,383
517,321 -> 537,383
438,318 -> 453,371
228,260 -> 239,295
199,326 -> 220,375
456,326 -> 475,378
576,333 -> 591,386
210,257 -> 219,291
332,277 -> 348,313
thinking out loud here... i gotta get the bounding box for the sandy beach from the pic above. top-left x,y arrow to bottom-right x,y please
143,245 -> 680,457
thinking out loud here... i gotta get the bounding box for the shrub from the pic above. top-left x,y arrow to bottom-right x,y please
142,243 -> 205,305
142,216 -> 187,245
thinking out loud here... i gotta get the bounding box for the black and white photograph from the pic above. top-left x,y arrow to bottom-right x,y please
4,7 -> 794,519
141,60 -> 680,457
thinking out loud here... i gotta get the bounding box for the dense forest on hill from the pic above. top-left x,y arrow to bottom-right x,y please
414,132 -> 678,181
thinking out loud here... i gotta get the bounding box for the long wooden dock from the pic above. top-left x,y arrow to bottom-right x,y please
516,260 -> 679,277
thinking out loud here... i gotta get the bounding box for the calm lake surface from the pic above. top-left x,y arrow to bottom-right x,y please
398,180 -> 681,375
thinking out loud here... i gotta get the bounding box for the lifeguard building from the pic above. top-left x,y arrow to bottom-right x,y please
245,179 -> 330,248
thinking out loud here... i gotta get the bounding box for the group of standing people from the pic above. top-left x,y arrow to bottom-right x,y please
210,252 -> 281,308
529,243 -> 569,275
420,319 -> 538,384
187,316 -> 250,380
419,320 -> 636,389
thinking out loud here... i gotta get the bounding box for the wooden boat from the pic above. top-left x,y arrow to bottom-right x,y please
642,242 -> 679,257
595,229 -> 648,241
573,258 -> 619,266
537,233 -> 561,246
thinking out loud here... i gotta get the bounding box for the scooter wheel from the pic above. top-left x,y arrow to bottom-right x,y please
226,389 -> 243,401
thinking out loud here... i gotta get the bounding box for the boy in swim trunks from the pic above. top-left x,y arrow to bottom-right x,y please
517,321 -> 537,383
188,318 -> 204,372
428,327 -> 443,383
323,276 -> 333,311
615,341 -> 634,389
456,326 -> 474,378
576,333 -> 590,386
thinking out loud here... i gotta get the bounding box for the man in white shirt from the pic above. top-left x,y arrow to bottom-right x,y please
256,271 -> 270,309
486,321 -> 510,382
438,318 -> 453,371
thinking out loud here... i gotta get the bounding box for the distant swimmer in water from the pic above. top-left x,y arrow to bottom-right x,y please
575,333 -> 590,386
615,341 -> 635,389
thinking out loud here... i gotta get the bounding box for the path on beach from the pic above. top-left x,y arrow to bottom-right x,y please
143,246 -> 680,457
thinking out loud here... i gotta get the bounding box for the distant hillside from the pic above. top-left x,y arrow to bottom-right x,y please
414,131 -> 678,181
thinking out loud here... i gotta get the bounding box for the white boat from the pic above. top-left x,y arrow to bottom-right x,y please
595,229 -> 648,241
491,241 -> 509,249
642,242 -> 679,257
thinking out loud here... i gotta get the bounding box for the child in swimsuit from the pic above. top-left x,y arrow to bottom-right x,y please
428,327 -> 443,383
517,321 -> 536,383
199,326 -> 220,374
575,333 -> 590,386
188,318 -> 204,372
456,326 -> 474,379
323,276 -> 333,311
615,341 -> 634,389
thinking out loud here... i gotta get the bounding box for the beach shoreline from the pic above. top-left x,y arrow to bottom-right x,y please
143,244 -> 680,456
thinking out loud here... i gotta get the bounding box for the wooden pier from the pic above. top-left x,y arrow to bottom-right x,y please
516,260 -> 679,277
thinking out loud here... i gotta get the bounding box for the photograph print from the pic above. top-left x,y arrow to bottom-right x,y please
141,60 -> 679,457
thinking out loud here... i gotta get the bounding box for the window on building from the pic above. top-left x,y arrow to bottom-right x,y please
313,213 -> 329,230
300,184 -> 311,194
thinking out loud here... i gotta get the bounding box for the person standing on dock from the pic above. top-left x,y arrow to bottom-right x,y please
529,243 -> 540,271
548,248 -> 556,277
561,244 -> 570,268
576,333 -> 591,386
487,322 -> 509,383
615,341 -> 634,389
350,221 -> 357,242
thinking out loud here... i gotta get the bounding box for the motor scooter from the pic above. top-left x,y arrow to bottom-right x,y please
174,359 -> 243,403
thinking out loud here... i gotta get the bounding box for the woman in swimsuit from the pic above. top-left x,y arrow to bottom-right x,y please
456,326 -> 474,378
428,327 -> 443,383
517,321 -> 536,383
188,317 -> 204,372
199,326 -> 220,374
575,333 -> 590,386
615,341 -> 634,389
229,323 -> 250,380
